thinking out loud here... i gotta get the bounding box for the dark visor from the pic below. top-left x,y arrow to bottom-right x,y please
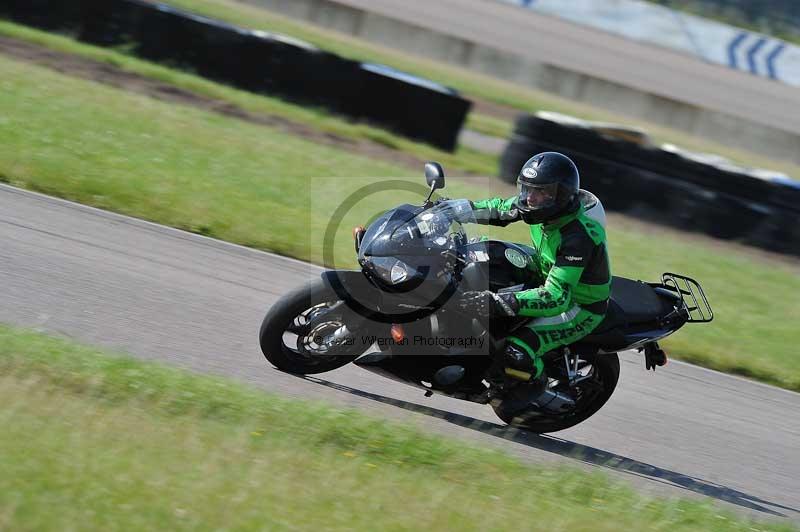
517,182 -> 558,211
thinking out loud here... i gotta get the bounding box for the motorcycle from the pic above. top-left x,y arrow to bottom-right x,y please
260,163 -> 713,433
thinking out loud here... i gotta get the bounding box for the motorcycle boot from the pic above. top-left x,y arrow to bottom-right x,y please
503,340 -> 544,382
491,341 -> 578,415
484,341 -> 546,402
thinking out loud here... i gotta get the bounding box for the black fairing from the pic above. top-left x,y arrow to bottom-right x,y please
321,269 -> 455,324
358,204 -> 423,259
460,240 -> 544,292
350,203 -> 467,322
355,352 -> 491,394
320,270 -> 383,318
358,204 -> 458,293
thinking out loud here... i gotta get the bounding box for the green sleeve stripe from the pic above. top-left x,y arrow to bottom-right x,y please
549,265 -> 584,287
573,282 -> 611,303
472,196 -> 517,211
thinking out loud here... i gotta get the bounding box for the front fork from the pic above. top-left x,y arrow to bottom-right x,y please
308,300 -> 369,351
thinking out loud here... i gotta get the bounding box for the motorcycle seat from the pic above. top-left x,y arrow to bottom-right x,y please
593,277 -> 674,332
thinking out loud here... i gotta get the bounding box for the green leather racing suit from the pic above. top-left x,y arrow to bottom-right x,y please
471,196 -> 612,378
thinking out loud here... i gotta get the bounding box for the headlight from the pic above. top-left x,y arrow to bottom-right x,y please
368,257 -> 413,285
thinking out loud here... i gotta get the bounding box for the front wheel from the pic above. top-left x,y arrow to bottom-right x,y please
492,353 -> 620,433
259,279 -> 364,374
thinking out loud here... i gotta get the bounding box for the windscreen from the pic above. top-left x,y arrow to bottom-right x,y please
401,199 -> 471,248
359,200 -> 471,258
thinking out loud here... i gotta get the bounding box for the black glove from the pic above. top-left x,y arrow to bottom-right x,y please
457,290 -> 519,318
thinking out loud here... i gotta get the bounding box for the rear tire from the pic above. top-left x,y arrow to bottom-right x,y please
259,279 -> 360,374
492,353 -> 620,433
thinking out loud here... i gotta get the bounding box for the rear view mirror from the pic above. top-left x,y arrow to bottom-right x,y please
425,162 -> 445,190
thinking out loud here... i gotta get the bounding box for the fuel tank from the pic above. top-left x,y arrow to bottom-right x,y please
460,240 -> 543,292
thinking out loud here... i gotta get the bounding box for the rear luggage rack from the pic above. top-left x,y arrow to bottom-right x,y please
661,273 -> 713,323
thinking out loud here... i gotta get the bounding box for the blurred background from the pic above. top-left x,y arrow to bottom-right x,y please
1,1 -> 800,529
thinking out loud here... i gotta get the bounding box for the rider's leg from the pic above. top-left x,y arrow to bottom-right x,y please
504,306 -> 604,381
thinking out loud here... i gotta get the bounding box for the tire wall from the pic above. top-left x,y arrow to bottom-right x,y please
501,115 -> 800,256
1,0 -> 470,151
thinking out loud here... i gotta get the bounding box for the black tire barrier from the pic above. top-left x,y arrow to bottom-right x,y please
3,0 -> 470,152
509,115 -> 783,205
0,0 -> 84,32
499,135 -> 541,183
767,178 -> 800,212
501,136 -> 646,212
501,119 -> 795,255
77,0 -> 151,48
744,209 -> 800,256
354,64 -> 471,151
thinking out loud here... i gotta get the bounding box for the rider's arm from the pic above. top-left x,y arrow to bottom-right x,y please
470,196 -> 520,227
513,232 -> 592,317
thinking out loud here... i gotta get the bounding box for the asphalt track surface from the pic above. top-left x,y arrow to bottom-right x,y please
330,0 -> 800,135
1,184 -> 799,522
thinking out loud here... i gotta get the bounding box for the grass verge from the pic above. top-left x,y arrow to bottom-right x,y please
0,324 -> 795,532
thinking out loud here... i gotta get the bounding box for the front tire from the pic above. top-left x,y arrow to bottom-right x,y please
260,279 -> 361,374
492,353 -> 620,433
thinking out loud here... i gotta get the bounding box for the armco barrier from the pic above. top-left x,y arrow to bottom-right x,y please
501,119 -> 798,255
2,0 -> 469,151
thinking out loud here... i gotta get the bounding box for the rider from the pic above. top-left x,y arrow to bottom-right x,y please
457,152 -> 611,384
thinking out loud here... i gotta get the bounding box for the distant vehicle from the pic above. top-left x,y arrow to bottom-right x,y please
260,163 -> 713,433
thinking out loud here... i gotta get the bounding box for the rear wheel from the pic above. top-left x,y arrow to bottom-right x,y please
259,279 -> 364,374
492,353 -> 620,433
